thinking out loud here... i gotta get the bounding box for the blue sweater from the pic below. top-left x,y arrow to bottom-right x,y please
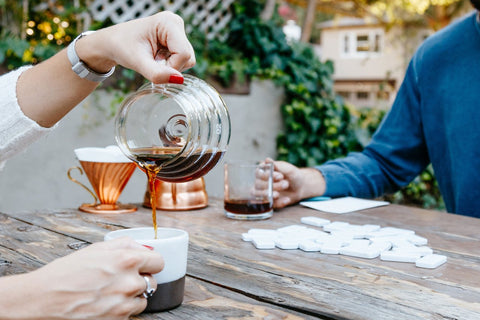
317,11 -> 480,218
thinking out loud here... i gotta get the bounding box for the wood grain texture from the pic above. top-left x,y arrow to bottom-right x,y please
2,198 -> 480,319
0,210 -> 321,319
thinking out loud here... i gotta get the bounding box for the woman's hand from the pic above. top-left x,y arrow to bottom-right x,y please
17,237 -> 164,320
18,11 -> 196,128
77,11 -> 196,84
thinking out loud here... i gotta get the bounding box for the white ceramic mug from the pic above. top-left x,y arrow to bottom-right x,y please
104,227 -> 188,312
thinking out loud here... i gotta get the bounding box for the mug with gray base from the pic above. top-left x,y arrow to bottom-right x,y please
104,227 -> 188,312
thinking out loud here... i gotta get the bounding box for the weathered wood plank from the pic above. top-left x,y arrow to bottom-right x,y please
0,246 -> 317,319
5,199 -> 480,319
0,212 -> 326,319
0,212 -> 80,266
135,277 -> 323,320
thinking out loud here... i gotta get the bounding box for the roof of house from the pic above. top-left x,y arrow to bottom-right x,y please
318,16 -> 381,29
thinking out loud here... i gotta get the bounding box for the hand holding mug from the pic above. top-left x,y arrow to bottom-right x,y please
22,238 -> 164,320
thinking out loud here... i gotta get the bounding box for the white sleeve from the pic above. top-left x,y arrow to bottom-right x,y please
0,66 -> 55,168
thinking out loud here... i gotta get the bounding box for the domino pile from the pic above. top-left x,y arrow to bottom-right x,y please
241,216 -> 447,269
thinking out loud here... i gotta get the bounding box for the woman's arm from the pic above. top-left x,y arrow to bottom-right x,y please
17,11 -> 195,128
0,11 -> 193,320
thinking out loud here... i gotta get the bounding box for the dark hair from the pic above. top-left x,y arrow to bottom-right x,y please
472,0 -> 480,10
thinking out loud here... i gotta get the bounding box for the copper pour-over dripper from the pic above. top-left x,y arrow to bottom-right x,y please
68,159 -> 137,214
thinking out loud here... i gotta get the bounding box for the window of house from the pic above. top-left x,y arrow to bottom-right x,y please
356,35 -> 370,52
374,34 -> 381,52
337,91 -> 351,99
341,30 -> 383,57
377,90 -> 390,100
343,35 -> 349,54
356,91 -> 369,100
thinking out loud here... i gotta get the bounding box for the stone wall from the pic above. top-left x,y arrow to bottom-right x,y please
0,80 -> 284,212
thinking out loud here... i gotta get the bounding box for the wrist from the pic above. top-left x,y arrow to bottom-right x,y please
300,167 -> 326,198
70,31 -> 116,79
20,266 -> 76,320
0,272 -> 48,320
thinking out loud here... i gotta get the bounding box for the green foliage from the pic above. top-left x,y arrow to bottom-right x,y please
0,35 -> 29,66
224,0 -> 443,210
189,29 -> 251,87
0,0 -> 83,69
0,32 -> 59,69
210,0 -> 363,167
0,0 -> 444,210
385,165 -> 445,210
351,106 -> 387,147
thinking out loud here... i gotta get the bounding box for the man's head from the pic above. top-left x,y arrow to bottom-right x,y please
472,0 -> 480,11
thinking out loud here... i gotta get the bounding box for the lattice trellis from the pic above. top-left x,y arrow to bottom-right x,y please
88,0 -> 235,40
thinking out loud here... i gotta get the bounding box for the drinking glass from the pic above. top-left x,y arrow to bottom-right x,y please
224,161 -> 273,220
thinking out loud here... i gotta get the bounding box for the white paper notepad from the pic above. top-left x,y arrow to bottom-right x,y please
300,197 -> 389,214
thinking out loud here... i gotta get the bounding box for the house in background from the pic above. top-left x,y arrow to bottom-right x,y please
317,17 -> 430,109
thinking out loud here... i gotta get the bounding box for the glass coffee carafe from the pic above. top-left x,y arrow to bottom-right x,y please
115,74 -> 230,181
115,74 -> 230,237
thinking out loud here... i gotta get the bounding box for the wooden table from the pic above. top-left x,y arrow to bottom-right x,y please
1,198 -> 479,319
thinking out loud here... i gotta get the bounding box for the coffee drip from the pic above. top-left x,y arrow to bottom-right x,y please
115,74 -> 230,238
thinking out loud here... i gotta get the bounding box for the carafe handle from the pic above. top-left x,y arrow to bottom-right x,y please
67,166 -> 98,205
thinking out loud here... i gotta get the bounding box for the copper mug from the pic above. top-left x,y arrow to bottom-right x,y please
143,177 -> 208,211
68,147 -> 137,214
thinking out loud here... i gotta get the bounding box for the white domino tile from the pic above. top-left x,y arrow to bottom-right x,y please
380,250 -> 422,263
242,218 -> 447,269
276,225 -> 307,233
366,227 -> 415,239
242,233 -> 254,241
299,240 -> 322,252
368,240 -> 392,253
340,247 -> 380,259
362,224 -> 382,233
323,221 -> 351,232
340,239 -> 378,258
275,238 -> 299,250
415,254 -> 447,269
248,229 -> 278,236
405,246 -> 433,256
252,238 -> 276,250
320,240 -> 344,254
301,216 -> 331,227
405,234 -> 428,246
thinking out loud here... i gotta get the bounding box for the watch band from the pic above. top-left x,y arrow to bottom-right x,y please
67,31 -> 115,82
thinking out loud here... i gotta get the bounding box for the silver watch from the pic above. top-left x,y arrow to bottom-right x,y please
67,31 -> 115,82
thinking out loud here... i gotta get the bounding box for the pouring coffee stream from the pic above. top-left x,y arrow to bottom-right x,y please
115,74 -> 231,239
145,164 -> 160,239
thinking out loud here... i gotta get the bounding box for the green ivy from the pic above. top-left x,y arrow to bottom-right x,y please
0,1 -> 84,68
221,0 -> 363,167
220,0 -> 444,210
0,0 -> 444,210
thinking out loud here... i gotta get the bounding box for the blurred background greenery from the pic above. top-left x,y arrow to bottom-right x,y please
2,0 -> 472,211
